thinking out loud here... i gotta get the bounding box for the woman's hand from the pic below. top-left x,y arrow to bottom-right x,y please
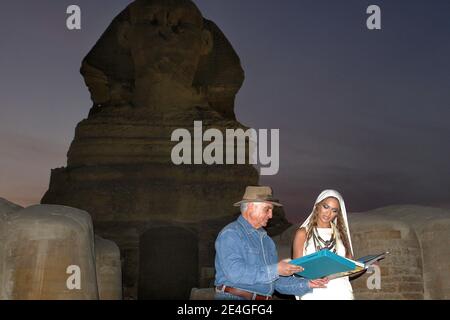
308,278 -> 329,288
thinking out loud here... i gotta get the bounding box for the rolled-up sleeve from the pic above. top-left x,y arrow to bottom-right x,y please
274,276 -> 312,296
216,230 -> 279,285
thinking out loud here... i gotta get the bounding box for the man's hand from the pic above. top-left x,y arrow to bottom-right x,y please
308,278 -> 329,288
278,259 -> 304,276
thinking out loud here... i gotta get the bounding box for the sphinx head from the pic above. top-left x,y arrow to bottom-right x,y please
82,0 -> 243,118
126,0 -> 213,86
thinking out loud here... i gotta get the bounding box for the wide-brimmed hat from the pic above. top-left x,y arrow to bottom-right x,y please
233,186 -> 283,207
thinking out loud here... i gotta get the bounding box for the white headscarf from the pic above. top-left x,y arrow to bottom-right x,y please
300,189 -> 353,256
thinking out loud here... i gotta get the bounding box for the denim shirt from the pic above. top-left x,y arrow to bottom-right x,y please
214,215 -> 312,297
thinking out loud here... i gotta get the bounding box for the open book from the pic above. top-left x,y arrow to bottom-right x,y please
289,250 -> 389,280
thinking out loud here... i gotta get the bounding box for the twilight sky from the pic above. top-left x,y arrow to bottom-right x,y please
1,0 -> 449,223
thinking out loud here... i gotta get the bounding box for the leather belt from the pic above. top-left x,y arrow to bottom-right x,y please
216,285 -> 272,300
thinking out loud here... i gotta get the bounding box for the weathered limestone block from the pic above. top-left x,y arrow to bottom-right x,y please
0,198 -> 23,299
349,215 -> 424,300
44,165 -> 257,223
421,218 -> 450,299
0,197 -> 23,217
1,205 -> 98,299
365,206 -> 450,300
95,235 -> 123,300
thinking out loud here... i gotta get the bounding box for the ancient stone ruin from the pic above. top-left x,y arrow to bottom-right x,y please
349,205 -> 450,299
0,198 -> 122,299
4,192 -> 448,301
272,205 -> 450,300
41,0 -> 290,299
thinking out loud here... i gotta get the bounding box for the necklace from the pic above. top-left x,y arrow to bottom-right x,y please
311,227 -> 337,253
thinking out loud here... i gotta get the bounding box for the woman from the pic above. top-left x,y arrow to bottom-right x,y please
292,189 -> 354,300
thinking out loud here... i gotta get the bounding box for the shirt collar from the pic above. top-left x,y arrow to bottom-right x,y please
238,215 -> 267,236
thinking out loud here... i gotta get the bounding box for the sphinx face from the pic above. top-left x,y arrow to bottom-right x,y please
128,0 -> 210,87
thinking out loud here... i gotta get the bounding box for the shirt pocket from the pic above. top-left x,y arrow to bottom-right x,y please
244,244 -> 261,264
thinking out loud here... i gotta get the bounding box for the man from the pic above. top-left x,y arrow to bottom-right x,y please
214,186 -> 329,300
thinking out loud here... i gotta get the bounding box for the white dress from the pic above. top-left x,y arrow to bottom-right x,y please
295,227 -> 354,300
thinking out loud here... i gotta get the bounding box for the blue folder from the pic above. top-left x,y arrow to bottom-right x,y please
289,250 -> 361,279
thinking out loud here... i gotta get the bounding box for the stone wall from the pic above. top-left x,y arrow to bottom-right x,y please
420,218 -> 450,299
349,205 -> 450,300
349,216 -> 424,299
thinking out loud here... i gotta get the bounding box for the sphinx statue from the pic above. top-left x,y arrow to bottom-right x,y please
42,0 -> 289,299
